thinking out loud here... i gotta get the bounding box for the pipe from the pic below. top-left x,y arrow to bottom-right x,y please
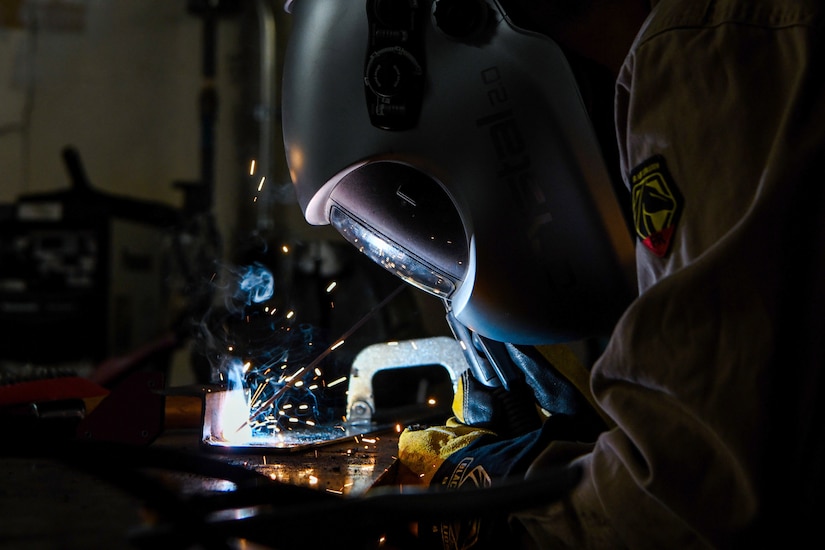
254,0 -> 276,231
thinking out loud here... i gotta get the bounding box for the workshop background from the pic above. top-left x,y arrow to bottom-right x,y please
0,0 -> 446,379
0,0 -> 297,384
0,1 -> 452,548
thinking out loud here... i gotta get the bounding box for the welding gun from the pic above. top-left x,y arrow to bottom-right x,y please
446,311 -> 518,389
445,311 -> 542,436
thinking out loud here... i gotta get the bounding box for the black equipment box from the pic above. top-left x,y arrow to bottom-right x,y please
0,148 -> 179,365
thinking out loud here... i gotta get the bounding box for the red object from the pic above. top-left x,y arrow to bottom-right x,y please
76,371 -> 166,446
0,376 -> 109,408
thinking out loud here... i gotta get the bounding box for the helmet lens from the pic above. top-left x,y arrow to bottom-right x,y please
330,205 -> 457,298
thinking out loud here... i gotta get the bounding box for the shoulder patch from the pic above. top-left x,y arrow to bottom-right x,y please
630,155 -> 683,257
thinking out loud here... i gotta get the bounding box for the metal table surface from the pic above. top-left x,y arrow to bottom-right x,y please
162,426 -> 403,496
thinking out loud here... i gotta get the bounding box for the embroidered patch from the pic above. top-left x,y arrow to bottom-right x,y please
631,155 -> 683,257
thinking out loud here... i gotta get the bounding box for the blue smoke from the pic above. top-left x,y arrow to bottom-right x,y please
238,262 -> 274,305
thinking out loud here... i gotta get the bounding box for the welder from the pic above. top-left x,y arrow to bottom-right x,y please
281,0 -> 825,548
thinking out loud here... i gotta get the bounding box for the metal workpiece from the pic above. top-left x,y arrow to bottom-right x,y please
346,336 -> 470,425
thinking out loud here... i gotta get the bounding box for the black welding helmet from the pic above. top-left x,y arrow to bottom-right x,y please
281,0 -> 636,345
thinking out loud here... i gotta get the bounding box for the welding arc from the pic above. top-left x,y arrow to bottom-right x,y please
239,283 -> 408,431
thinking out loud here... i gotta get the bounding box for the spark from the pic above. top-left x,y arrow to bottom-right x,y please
250,382 -> 268,406
286,311 -> 295,319
281,245 -> 290,254
237,284 -> 407,434
286,367 -> 306,382
249,159 -> 256,175
257,176 -> 266,191
327,376 -> 347,388
325,281 -> 337,293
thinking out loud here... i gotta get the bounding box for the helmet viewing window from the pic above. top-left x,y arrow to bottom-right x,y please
327,161 -> 469,298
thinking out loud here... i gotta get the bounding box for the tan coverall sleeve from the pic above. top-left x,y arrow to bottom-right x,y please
513,0 -> 825,547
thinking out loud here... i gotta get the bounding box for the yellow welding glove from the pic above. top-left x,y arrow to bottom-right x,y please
395,348 -> 552,488
396,418 -> 495,486
396,361 -> 547,488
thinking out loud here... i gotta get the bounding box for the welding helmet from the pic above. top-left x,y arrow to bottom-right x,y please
281,0 -> 636,345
